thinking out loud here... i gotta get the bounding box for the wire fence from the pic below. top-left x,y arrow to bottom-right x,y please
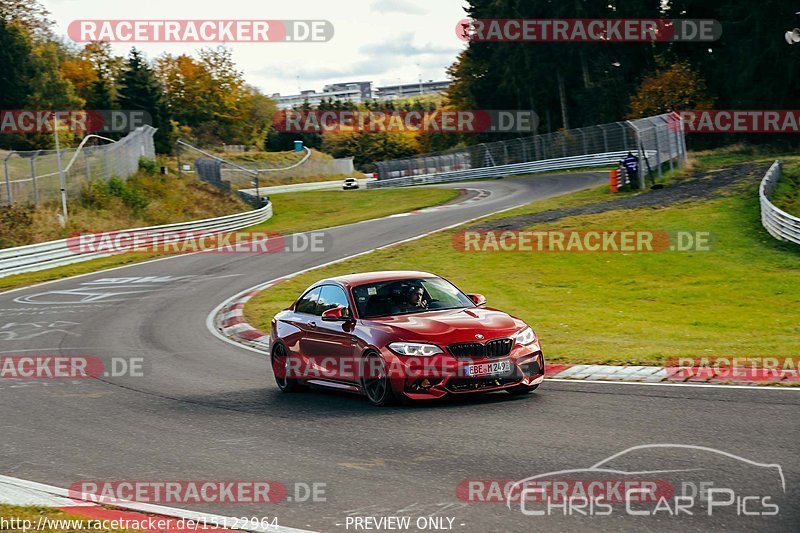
176,140 -> 355,192
1,126 -> 157,207
374,113 -> 686,189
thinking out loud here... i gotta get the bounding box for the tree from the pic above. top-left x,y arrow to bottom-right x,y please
322,131 -> 419,170
0,0 -> 53,39
0,17 -> 35,108
628,62 -> 715,117
118,49 -> 171,152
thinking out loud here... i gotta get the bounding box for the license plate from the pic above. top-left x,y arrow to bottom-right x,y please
464,360 -> 512,377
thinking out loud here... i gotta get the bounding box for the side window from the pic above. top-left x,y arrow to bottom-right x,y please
318,285 -> 350,313
295,287 -> 322,315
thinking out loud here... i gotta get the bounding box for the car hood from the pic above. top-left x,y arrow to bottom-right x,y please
368,307 -> 524,344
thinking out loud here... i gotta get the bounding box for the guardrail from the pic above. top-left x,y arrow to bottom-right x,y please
760,160 -> 800,245
0,203 -> 273,279
367,151 -> 656,188
238,177 -> 377,196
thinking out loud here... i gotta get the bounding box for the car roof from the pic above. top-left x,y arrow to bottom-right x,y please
318,271 -> 438,287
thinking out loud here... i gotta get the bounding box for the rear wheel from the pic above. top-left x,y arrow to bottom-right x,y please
361,352 -> 397,406
271,343 -> 304,393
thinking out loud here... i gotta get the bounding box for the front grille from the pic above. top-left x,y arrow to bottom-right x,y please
447,376 -> 521,392
448,338 -> 513,359
448,342 -> 483,358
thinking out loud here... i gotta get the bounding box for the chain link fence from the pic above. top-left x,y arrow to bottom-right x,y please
374,113 -> 686,189
1,126 -> 157,207
176,140 -> 354,191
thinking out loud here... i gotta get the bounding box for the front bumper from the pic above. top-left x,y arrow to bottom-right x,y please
385,348 -> 545,401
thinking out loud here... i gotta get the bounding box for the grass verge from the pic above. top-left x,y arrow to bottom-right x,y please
245,168 -> 800,366
772,161 -> 800,217
0,187 -> 458,293
0,505 -> 135,532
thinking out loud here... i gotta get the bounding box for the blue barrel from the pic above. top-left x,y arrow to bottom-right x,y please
294,140 -> 304,152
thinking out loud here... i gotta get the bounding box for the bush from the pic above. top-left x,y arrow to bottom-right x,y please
79,177 -> 149,212
107,177 -> 150,211
0,205 -> 34,247
138,157 -> 158,176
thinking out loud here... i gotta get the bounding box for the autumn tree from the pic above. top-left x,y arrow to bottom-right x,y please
627,63 -> 715,118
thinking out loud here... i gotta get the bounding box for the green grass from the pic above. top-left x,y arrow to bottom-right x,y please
772,161 -> 800,217
248,188 -> 458,234
0,505 -> 136,532
0,187 -> 458,293
245,181 -> 800,366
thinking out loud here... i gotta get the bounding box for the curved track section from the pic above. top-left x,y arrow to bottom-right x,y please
1,172 -> 798,532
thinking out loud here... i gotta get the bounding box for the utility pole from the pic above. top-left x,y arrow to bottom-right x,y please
54,115 -> 68,222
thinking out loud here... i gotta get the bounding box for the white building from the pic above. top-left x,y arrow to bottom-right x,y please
272,80 -> 451,109
272,81 -> 372,110
374,80 -> 451,101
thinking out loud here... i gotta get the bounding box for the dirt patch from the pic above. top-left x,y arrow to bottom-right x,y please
477,162 -> 769,231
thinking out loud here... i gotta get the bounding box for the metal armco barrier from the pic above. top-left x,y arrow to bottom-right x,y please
760,160 -> 800,245
367,151 -> 656,189
0,203 -> 273,279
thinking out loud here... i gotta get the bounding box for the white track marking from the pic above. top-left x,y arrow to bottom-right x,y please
0,475 -> 315,533
0,188 -> 497,298
546,378 -> 800,391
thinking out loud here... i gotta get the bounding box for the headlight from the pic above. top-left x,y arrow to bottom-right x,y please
388,342 -> 443,357
515,327 -> 536,346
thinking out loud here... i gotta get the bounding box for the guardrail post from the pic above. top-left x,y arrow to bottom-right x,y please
84,150 -> 91,183
626,120 -> 645,190
619,122 -> 629,151
30,153 -> 39,207
578,128 -> 588,154
3,153 -> 12,206
661,116 -> 675,175
652,127 -> 662,181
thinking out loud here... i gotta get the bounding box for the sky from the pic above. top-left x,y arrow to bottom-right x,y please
42,0 -> 469,96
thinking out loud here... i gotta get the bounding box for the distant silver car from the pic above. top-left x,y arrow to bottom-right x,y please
342,177 -> 359,190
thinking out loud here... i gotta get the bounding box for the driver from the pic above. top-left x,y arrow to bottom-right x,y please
406,286 -> 428,310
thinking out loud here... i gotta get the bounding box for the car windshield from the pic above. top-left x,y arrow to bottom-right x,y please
352,277 -> 474,318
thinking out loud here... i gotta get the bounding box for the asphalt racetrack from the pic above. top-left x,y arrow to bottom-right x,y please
1,173 -> 797,532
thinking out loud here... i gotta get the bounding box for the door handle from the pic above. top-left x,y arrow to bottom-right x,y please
307,321 -> 317,328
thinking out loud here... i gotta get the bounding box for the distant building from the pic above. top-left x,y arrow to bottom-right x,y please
272,80 -> 450,109
272,81 -> 372,110
375,80 -> 451,101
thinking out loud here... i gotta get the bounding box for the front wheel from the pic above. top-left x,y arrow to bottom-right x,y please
360,352 -> 398,406
271,343 -> 304,393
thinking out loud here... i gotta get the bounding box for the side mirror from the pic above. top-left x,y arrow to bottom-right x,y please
322,306 -> 352,322
467,293 -> 487,306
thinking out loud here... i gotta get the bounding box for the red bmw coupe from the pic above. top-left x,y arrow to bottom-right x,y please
269,271 -> 544,405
